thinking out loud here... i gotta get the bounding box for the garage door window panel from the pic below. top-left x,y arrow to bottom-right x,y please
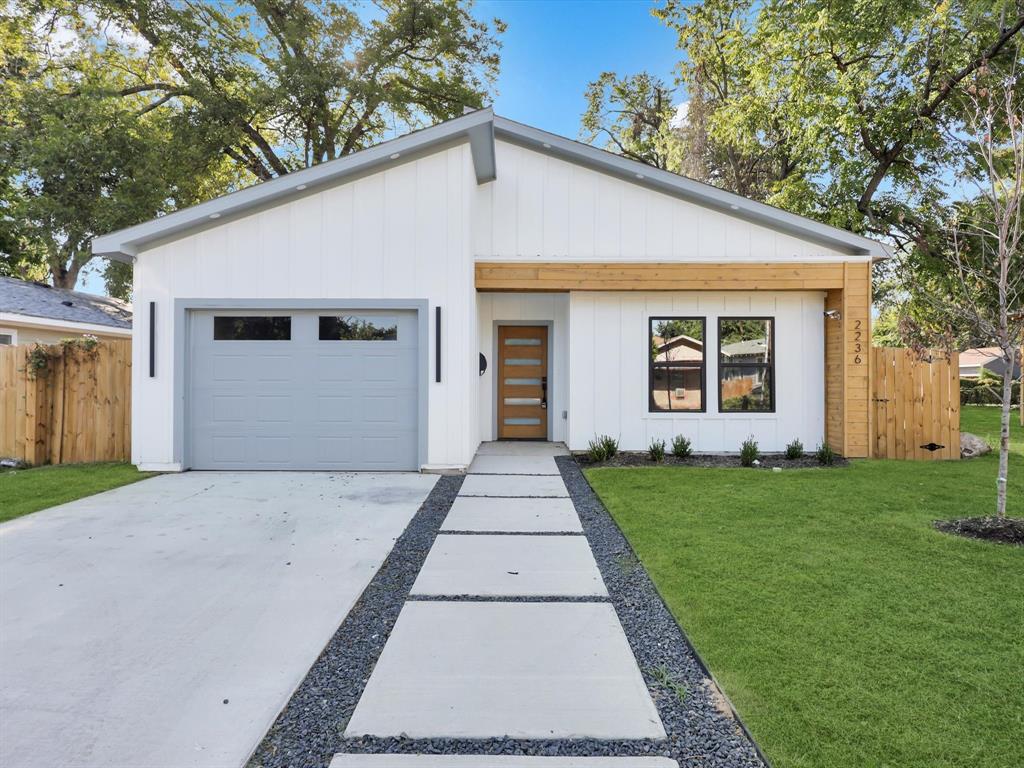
214,316 -> 291,341
319,315 -> 398,341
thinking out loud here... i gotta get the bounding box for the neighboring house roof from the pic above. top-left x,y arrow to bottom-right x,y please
92,108 -> 890,262
0,277 -> 132,330
654,335 -> 704,362
960,347 -> 1022,379
721,338 -> 770,359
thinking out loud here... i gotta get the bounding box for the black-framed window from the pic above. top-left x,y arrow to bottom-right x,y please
718,317 -> 774,412
649,317 -> 706,412
319,315 -> 397,341
213,316 -> 291,341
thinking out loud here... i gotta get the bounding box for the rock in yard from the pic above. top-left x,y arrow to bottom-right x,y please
960,432 -> 992,459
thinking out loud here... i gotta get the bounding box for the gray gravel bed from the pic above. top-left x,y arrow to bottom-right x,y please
557,456 -> 768,768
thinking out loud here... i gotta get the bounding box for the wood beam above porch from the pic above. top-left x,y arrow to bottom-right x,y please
475,261 -> 851,292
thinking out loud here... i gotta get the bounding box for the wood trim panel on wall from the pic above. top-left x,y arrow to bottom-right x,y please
823,261 -> 871,458
475,261 -> 852,292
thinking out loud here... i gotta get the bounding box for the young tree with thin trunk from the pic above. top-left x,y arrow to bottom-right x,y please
912,67 -> 1024,518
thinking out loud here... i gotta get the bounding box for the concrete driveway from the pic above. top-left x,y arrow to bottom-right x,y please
0,471 -> 436,768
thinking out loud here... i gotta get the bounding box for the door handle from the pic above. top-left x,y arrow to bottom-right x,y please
541,376 -> 548,409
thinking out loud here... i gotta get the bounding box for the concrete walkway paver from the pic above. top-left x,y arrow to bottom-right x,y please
343,601 -> 663,739
467,454 -> 561,475
411,534 -> 606,597
440,496 -> 582,533
460,474 -> 569,498
341,441 -> 667,750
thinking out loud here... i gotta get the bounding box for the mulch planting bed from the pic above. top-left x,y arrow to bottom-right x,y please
576,452 -> 848,470
933,516 -> 1024,546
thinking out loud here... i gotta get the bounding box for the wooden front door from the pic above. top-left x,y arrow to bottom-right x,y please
497,325 -> 548,439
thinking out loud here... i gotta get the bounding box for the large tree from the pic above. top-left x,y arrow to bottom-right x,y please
584,1 -> 1024,252
1,0 -> 503,296
85,0 -> 504,179
655,0 -> 1024,248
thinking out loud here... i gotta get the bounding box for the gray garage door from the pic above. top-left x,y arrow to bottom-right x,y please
188,309 -> 419,470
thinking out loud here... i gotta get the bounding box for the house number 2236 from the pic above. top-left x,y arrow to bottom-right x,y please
852,320 -> 863,364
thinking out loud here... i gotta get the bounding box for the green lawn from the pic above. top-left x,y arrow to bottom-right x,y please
0,462 -> 153,524
586,405 -> 1022,768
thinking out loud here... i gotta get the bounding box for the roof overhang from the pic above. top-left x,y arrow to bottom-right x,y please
92,108 -> 497,262
92,107 -> 889,262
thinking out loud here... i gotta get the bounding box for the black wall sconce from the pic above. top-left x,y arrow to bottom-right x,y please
479,353 -> 487,376
148,301 -> 156,377
435,306 -> 441,383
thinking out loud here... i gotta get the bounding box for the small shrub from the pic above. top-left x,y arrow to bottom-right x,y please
648,438 -> 666,462
587,434 -> 618,462
739,436 -> 759,467
815,441 -> 835,465
671,434 -> 693,458
785,438 -> 804,460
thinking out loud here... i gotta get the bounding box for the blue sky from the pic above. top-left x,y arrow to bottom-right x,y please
480,0 -> 681,137
80,1 -> 681,294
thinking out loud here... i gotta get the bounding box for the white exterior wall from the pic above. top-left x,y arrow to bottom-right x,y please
473,141 -> 856,263
130,136 -> 844,471
568,291 -> 825,453
132,145 -> 479,471
477,293 -> 569,443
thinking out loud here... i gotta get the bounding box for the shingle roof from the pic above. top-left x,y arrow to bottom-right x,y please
0,277 -> 132,329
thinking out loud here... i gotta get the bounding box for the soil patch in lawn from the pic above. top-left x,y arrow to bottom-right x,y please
575,452 -> 849,470
933,516 -> 1024,545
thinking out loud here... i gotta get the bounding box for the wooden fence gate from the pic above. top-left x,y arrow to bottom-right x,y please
0,340 -> 131,465
871,347 -> 960,460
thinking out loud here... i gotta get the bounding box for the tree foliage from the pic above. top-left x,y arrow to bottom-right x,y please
85,0 -> 504,178
581,71 -> 684,171
1,0 -> 503,297
583,0 -> 1024,256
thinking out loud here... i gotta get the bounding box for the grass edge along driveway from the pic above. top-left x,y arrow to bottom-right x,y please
586,406 -> 1022,768
1,462 -> 153,524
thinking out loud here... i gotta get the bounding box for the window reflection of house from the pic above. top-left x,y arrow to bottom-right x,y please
651,333 -> 704,411
719,337 -> 769,400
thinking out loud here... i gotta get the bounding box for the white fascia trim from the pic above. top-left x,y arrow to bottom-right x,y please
92,108 -> 497,262
492,116 -> 890,260
0,312 -> 132,337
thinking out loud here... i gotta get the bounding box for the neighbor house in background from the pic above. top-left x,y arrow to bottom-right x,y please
0,277 -> 132,346
959,346 -> 1022,380
92,108 -> 885,473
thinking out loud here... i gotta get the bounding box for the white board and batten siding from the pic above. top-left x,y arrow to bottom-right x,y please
132,145 -> 481,471
568,292 -> 825,453
473,141 -> 865,263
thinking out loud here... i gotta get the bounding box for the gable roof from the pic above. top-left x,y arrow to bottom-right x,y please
92,108 -> 888,262
0,277 -> 132,329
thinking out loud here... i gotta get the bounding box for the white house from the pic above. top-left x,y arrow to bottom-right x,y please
92,109 -> 884,472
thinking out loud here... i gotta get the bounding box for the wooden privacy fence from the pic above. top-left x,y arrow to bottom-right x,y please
871,347 -> 960,460
0,340 -> 131,465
